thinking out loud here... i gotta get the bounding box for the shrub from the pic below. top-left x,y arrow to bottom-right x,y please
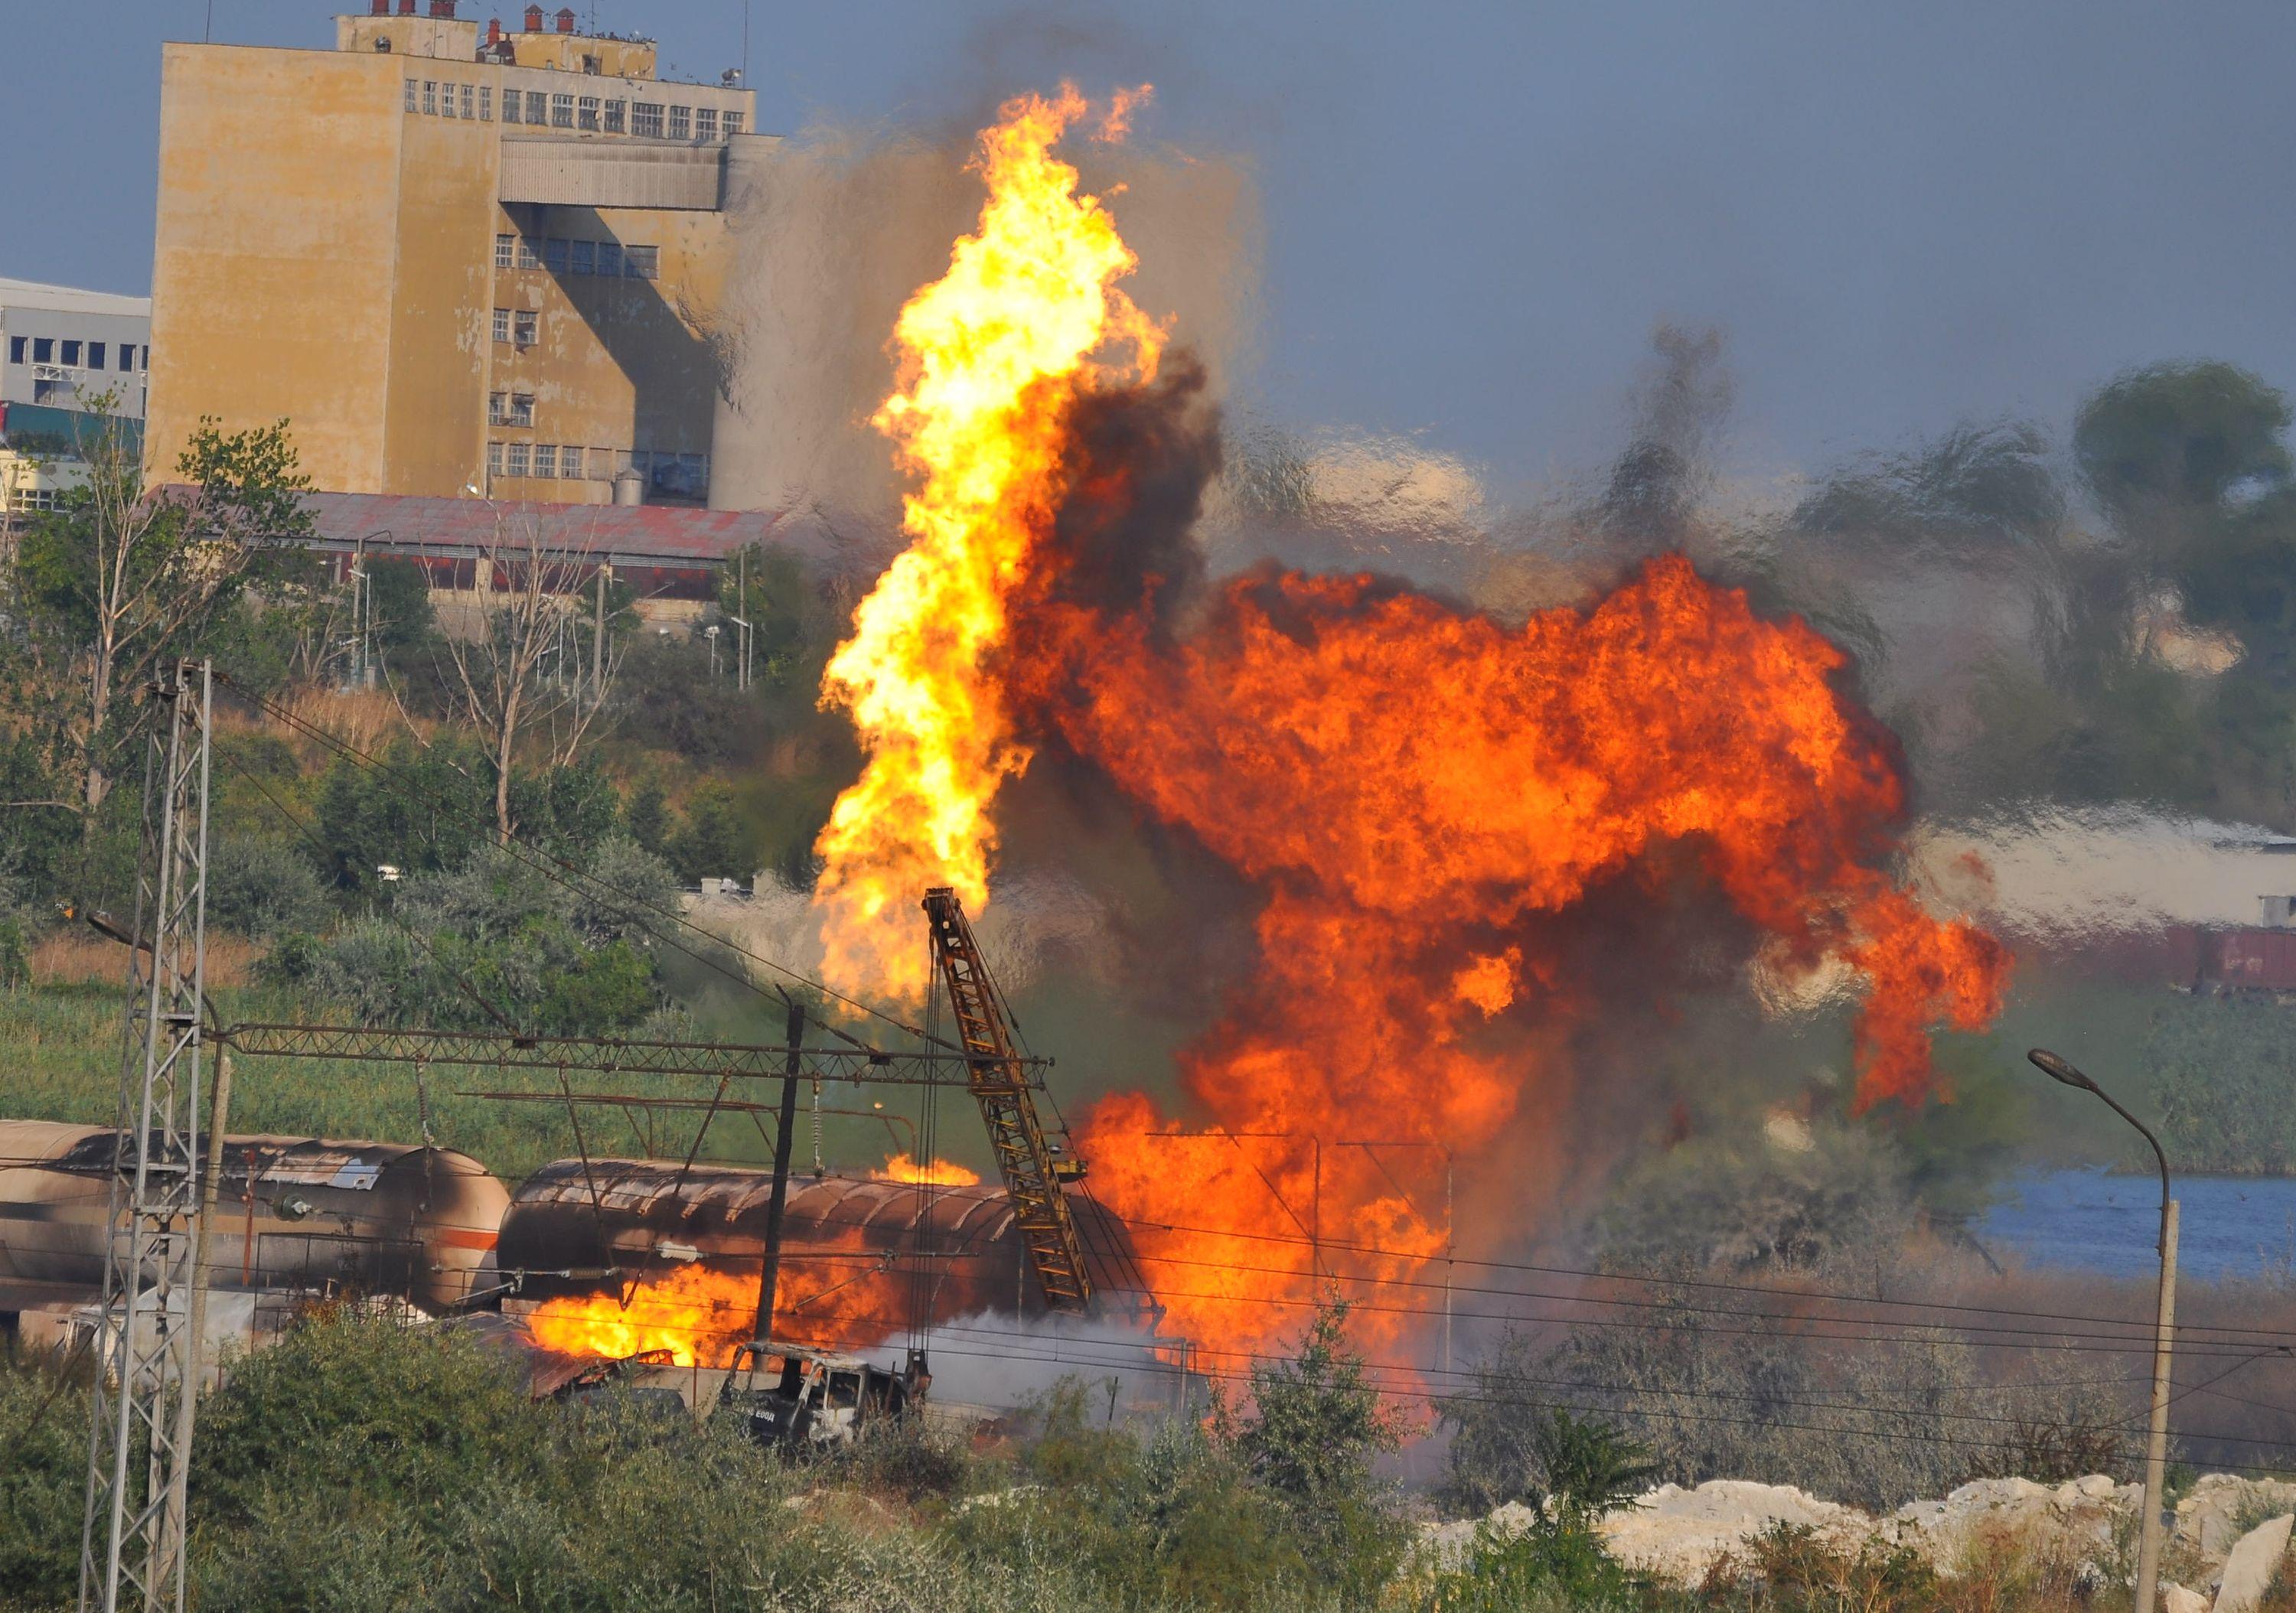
1425,1517 -> 1642,1613
206,833 -> 332,937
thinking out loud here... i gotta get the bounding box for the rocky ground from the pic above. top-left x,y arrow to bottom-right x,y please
1422,1472 -> 2296,1611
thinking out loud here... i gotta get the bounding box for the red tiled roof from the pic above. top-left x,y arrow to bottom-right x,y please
296,491 -> 815,567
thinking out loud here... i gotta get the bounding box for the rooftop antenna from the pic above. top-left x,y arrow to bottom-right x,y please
204,0 -> 213,42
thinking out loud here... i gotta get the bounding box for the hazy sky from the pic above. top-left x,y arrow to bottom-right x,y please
8,1 -> 2292,488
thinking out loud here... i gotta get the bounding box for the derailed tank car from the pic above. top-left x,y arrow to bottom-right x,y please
0,1119 -> 508,1316
497,1158 -> 1151,1329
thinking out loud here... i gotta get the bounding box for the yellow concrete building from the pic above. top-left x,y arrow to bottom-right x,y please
146,5 -> 757,507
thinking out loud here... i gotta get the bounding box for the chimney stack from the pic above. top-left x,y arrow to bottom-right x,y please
523,4 -> 543,31
429,0 -> 457,16
554,7 -> 576,34
370,0 -> 389,15
397,0 -> 417,15
486,17 -> 503,45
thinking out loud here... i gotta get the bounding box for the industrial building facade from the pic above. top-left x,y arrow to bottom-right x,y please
145,5 -> 757,507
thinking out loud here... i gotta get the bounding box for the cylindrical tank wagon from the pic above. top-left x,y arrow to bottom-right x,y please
0,1120 -> 509,1314
0,1121 -> 1150,1347
497,1157 -> 1153,1330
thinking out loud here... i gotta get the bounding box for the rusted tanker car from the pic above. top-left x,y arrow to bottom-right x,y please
496,1158 -> 1151,1331
0,1120 -> 509,1317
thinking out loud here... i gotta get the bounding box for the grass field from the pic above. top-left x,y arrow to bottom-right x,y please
0,979 -> 756,1182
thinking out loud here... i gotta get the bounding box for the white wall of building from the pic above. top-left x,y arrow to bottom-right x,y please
0,279 -> 152,419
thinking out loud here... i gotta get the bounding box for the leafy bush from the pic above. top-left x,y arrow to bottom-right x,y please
279,838 -> 678,1034
1424,1517 -> 1642,1613
0,1346 -> 90,1605
206,833 -> 332,938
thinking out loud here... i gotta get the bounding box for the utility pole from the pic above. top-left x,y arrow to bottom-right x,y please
2027,1049 -> 2178,1613
80,660 -> 213,1613
592,562 -> 609,709
753,999 -> 805,1342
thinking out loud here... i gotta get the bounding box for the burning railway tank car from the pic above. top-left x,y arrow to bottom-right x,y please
497,1157 -> 1151,1355
0,1120 -> 509,1319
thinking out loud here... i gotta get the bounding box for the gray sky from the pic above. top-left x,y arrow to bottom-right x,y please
8,0 -> 2292,487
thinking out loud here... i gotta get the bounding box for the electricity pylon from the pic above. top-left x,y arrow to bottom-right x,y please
80,661 -> 214,1613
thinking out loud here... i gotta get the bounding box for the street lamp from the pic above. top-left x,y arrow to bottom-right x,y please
2027,1048 -> 2177,1613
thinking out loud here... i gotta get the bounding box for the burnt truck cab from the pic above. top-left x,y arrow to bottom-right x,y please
720,1341 -> 925,1448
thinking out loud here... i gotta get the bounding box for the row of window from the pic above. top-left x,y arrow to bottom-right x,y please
484,441 -> 709,490
488,393 -> 536,427
494,234 -> 659,280
7,336 -> 145,373
404,77 -> 742,142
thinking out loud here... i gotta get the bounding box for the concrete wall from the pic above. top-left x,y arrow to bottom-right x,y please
384,96 -> 502,497
148,44 -> 406,490
498,137 -> 725,210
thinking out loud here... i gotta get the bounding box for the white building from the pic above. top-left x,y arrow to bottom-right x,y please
0,278 -> 152,420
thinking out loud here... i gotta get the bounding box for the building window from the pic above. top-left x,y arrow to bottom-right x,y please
491,308 -> 510,343
509,393 -> 533,426
624,244 -> 659,280
596,240 -> 622,277
541,238 -> 567,274
526,90 -> 548,125
137,346 -> 147,372
488,392 -> 507,425
695,108 -> 718,142
667,105 -> 691,141
501,85 -> 520,124
559,445 -> 582,479
517,237 -> 541,270
422,80 -> 437,116
495,233 -> 516,269
405,80 -> 418,112
60,341 -> 81,367
723,111 -> 743,137
631,102 -> 662,138
504,442 -> 530,477
603,99 -> 625,133
88,341 -> 106,370
569,239 -> 595,275
119,344 -> 135,371
514,309 -> 538,347
460,83 -> 475,119
533,445 -> 556,478
31,337 -> 52,363
6,337 -> 22,365
551,93 -> 574,129
487,442 -> 504,477
480,85 -> 492,121
578,95 -> 599,130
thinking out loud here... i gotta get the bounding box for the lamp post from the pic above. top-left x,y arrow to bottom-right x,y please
2027,1048 -> 2177,1613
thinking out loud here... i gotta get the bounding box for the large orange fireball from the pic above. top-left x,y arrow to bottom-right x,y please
812,85 -> 1163,1003
809,91 -> 2011,1369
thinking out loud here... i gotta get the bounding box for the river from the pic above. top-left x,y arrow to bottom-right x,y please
1978,1168 -> 2296,1284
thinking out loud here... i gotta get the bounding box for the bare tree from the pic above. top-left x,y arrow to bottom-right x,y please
432,511 -> 625,839
13,399 -> 311,810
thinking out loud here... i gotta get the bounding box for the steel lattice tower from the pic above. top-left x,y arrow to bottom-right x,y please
80,661 -> 213,1613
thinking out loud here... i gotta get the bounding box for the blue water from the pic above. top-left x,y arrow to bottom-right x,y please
1979,1169 -> 2296,1284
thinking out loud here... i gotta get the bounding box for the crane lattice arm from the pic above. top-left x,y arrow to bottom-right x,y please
923,888 -> 1092,1314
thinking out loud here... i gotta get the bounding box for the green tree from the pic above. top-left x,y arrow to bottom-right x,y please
2076,361 -> 2291,526
665,780 -> 752,884
1238,1300 -> 1407,1601
10,403 -> 311,813
622,775 -> 669,848
717,543 -> 820,691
